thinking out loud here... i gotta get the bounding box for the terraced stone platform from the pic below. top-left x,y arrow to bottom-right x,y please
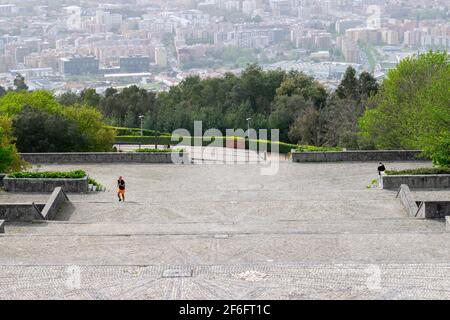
1,161 -> 449,299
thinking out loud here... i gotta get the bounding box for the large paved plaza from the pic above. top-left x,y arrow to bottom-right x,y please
1,161 -> 450,299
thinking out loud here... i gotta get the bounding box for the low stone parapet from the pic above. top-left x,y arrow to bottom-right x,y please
41,187 -> 69,220
383,175 -> 450,190
291,150 -> 424,162
20,152 -> 190,164
3,176 -> 88,193
0,188 -> 70,223
416,201 -> 450,219
396,184 -> 419,217
0,203 -> 44,222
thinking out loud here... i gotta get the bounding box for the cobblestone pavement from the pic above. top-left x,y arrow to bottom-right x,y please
1,161 -> 449,299
1,264 -> 450,300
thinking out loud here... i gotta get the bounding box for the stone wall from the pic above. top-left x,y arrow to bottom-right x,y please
41,187 -> 69,220
291,150 -> 424,162
3,176 -> 88,193
416,201 -> 450,219
382,175 -> 450,190
396,184 -> 419,217
0,203 -> 44,222
20,152 -> 190,164
0,188 -> 69,223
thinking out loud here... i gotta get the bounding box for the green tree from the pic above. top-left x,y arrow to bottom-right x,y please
359,51 -> 450,166
80,88 -> 101,107
0,115 -> 27,172
269,94 -> 314,142
63,106 -> 115,152
336,66 -> 359,100
58,91 -> 81,106
0,90 -> 60,116
13,74 -> 28,91
359,71 -> 379,101
98,86 -> 156,126
288,107 -> 324,146
323,96 -> 361,148
12,106 -> 88,152
0,91 -> 114,152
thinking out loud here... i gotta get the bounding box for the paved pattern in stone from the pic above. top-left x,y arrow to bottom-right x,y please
1,264 -> 450,300
1,161 -> 449,299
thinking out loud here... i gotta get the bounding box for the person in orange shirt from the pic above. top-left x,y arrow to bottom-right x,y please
117,176 -> 126,202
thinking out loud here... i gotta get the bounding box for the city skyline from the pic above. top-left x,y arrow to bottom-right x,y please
0,0 -> 448,93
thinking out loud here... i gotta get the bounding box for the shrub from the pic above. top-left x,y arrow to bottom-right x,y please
9,170 -> 87,179
88,177 -> 104,191
385,168 -> 450,175
296,145 -> 343,152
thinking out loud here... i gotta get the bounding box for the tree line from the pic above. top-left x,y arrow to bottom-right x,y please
55,64 -> 379,149
0,51 -> 448,171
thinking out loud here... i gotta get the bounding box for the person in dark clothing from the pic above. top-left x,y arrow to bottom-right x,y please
378,162 -> 386,176
117,176 -> 126,202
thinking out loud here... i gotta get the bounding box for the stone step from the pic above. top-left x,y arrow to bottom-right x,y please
54,199 -> 406,223
4,217 -> 445,236
2,231 -> 450,265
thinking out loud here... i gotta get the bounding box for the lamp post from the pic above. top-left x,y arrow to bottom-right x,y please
246,117 -> 252,162
246,117 -> 252,137
139,115 -> 144,136
138,115 -> 144,150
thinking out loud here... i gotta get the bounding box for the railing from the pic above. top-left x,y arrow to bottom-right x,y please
415,201 -> 424,218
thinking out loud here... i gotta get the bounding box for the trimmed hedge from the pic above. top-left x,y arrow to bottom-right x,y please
296,145 -> 343,152
115,135 -> 298,154
9,170 -> 87,179
135,148 -> 184,153
106,126 -> 171,137
385,168 -> 450,176
115,135 -> 176,145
